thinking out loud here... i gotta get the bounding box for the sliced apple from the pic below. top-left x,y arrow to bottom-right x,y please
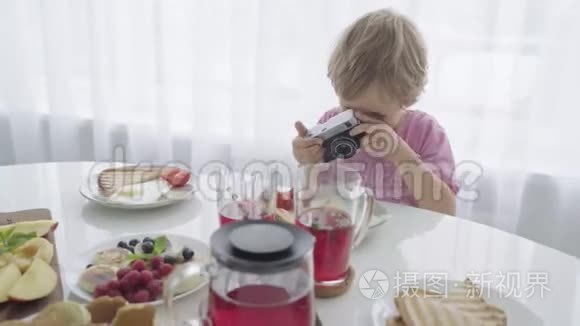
0,253 -> 10,269
0,264 -> 22,303
12,255 -> 32,273
14,237 -> 54,264
0,253 -> 30,273
0,220 -> 58,237
8,257 -> 57,301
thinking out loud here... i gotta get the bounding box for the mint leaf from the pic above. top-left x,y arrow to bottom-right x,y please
1,231 -> 36,253
127,252 -> 154,262
127,253 -> 141,261
153,236 -> 168,255
6,237 -> 28,250
4,227 -> 15,239
0,227 -> 15,242
8,232 -> 35,244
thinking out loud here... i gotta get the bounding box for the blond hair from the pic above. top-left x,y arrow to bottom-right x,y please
328,9 -> 427,107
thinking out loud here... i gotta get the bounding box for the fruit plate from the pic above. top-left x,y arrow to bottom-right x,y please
79,164 -> 195,210
64,233 -> 210,306
0,209 -> 63,321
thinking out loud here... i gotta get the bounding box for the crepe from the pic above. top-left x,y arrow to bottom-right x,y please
98,166 -> 162,196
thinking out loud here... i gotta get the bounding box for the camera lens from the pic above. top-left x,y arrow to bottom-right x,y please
329,136 -> 358,160
336,143 -> 353,155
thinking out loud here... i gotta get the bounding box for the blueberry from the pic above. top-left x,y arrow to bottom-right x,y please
143,237 -> 155,244
163,255 -> 178,265
182,247 -> 194,261
142,242 -> 154,254
86,264 -> 93,269
117,241 -> 129,249
127,246 -> 135,253
129,239 -> 139,247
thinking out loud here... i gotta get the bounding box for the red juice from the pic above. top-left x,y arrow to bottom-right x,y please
208,284 -> 313,326
297,208 -> 353,282
276,189 -> 294,211
219,213 -> 274,225
219,214 -> 238,225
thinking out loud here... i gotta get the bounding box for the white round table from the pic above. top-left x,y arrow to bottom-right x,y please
1,162 -> 579,325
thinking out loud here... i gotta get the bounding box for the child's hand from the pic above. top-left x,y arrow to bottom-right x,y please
349,111 -> 408,162
292,121 -> 323,164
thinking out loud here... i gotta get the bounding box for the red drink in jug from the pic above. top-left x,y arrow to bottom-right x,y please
208,284 -> 313,326
297,208 -> 353,282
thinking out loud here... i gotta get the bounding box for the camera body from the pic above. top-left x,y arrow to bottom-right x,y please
308,109 -> 364,162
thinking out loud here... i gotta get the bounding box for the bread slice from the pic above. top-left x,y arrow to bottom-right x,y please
392,279 -> 507,326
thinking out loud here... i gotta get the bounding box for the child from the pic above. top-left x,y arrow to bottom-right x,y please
292,9 -> 457,215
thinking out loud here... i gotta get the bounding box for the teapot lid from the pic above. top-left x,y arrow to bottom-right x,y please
210,221 -> 314,274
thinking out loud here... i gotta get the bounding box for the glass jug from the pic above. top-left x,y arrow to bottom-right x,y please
164,221 -> 316,326
295,163 -> 374,286
217,173 -> 275,225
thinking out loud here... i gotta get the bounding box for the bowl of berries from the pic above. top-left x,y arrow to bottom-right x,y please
65,233 -> 209,305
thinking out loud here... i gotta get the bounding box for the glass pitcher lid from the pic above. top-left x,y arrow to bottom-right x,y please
211,221 -> 314,274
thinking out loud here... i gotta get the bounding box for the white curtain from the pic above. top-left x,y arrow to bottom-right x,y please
1,0 -> 578,172
1,1 -> 580,253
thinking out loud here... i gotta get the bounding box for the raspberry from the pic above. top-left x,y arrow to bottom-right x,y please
160,263 -> 173,276
94,284 -> 108,297
147,280 -> 163,298
119,278 -> 132,293
123,270 -> 141,287
131,259 -> 147,271
107,280 -> 120,291
124,290 -> 136,303
152,270 -> 162,279
132,289 -> 151,303
117,267 -> 131,279
107,289 -> 123,298
139,270 -> 154,285
151,256 -> 163,270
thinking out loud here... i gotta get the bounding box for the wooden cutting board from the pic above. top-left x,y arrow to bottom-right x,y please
0,209 -> 64,321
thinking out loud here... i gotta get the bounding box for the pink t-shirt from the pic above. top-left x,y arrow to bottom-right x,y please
318,108 -> 456,207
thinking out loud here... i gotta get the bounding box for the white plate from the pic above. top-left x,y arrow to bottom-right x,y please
64,233 -> 210,306
371,279 -> 543,326
79,165 -> 194,209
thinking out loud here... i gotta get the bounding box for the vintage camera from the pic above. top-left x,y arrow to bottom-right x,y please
308,109 -> 364,162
